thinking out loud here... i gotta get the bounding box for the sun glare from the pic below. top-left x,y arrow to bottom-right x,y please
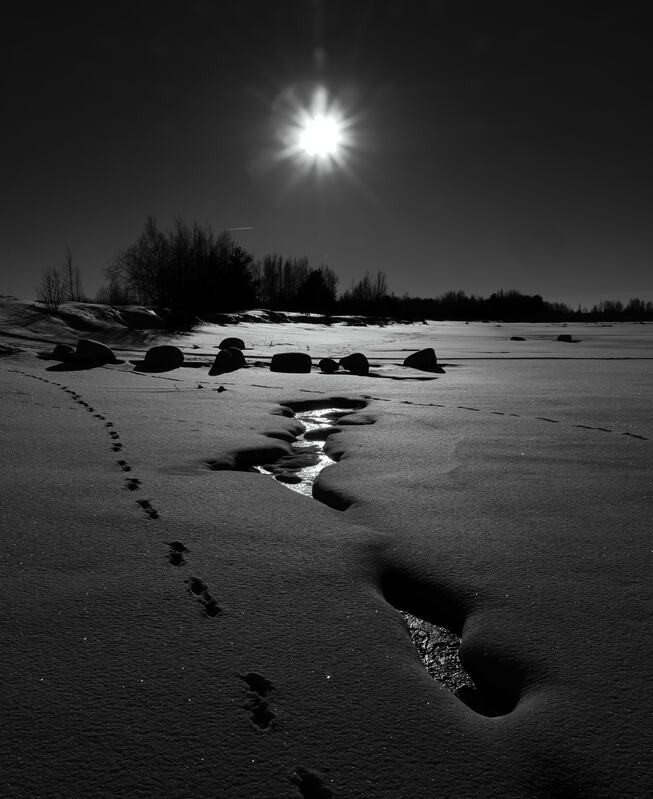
298,113 -> 342,158
274,85 -> 355,173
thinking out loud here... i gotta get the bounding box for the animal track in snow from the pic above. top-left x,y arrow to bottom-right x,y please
167,541 -> 188,566
240,671 -> 274,696
239,672 -> 275,731
289,766 -> 334,798
186,577 -> 221,617
390,393 -> 649,441
136,499 -> 159,520
9,371 -> 201,615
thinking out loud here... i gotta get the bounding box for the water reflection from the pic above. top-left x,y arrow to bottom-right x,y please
255,408 -> 340,496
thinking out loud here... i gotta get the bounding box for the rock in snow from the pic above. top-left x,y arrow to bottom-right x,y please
143,345 -> 184,370
403,347 -> 439,372
339,352 -> 369,375
76,338 -> 117,364
51,343 -> 76,361
318,357 -> 339,373
270,352 -> 312,373
209,349 -> 240,375
219,337 -> 245,350
226,347 -> 246,369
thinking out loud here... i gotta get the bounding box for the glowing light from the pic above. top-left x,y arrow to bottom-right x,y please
298,113 -> 343,158
273,84 -> 357,174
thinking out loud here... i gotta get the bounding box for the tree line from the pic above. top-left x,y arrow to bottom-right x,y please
96,218 -> 340,321
36,217 -> 653,323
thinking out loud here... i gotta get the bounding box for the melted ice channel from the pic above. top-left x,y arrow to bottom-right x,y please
255,408 -> 341,497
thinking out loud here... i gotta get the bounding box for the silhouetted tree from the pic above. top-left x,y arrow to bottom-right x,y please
36,265 -> 67,312
255,255 -> 337,312
105,218 -> 257,318
64,247 -> 84,301
95,274 -> 134,305
339,270 -> 389,315
296,267 -> 339,313
257,253 -> 284,307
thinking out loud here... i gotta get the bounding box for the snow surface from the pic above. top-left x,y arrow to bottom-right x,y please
1,298 -> 651,797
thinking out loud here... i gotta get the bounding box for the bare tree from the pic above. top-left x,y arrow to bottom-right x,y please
64,247 -> 84,301
95,273 -> 134,305
36,266 -> 67,313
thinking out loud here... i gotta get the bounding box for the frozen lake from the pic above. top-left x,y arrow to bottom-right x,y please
1,302 -> 651,797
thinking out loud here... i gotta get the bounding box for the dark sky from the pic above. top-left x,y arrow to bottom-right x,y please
1,1 -> 651,306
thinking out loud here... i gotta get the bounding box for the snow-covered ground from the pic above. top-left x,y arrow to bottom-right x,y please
1,298 -> 651,797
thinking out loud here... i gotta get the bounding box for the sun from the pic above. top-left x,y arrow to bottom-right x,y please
297,113 -> 343,158
273,85 -> 355,172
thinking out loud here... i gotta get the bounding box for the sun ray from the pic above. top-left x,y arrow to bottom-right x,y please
273,84 -> 356,174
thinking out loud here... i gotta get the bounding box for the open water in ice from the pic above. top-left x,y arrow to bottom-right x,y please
254,408 -> 339,496
257,406 -> 477,699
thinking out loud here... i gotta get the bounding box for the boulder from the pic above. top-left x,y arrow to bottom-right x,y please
226,347 -> 246,369
270,352 -> 312,373
219,337 -> 245,350
403,348 -> 438,372
339,352 -> 369,376
76,338 -> 117,364
510,336 -> 526,341
51,343 -> 75,361
143,345 -> 184,370
209,350 -> 238,376
318,357 -> 339,374
557,334 -> 574,343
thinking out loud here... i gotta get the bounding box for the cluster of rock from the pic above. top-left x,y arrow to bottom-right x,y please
319,348 -> 439,375
48,338 -> 119,365
209,338 -> 246,375
511,334 -> 581,344
211,346 -> 440,376
44,337 -> 442,377
265,352 -> 373,375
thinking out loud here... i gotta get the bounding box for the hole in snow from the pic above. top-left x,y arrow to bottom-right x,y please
400,610 -> 475,695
